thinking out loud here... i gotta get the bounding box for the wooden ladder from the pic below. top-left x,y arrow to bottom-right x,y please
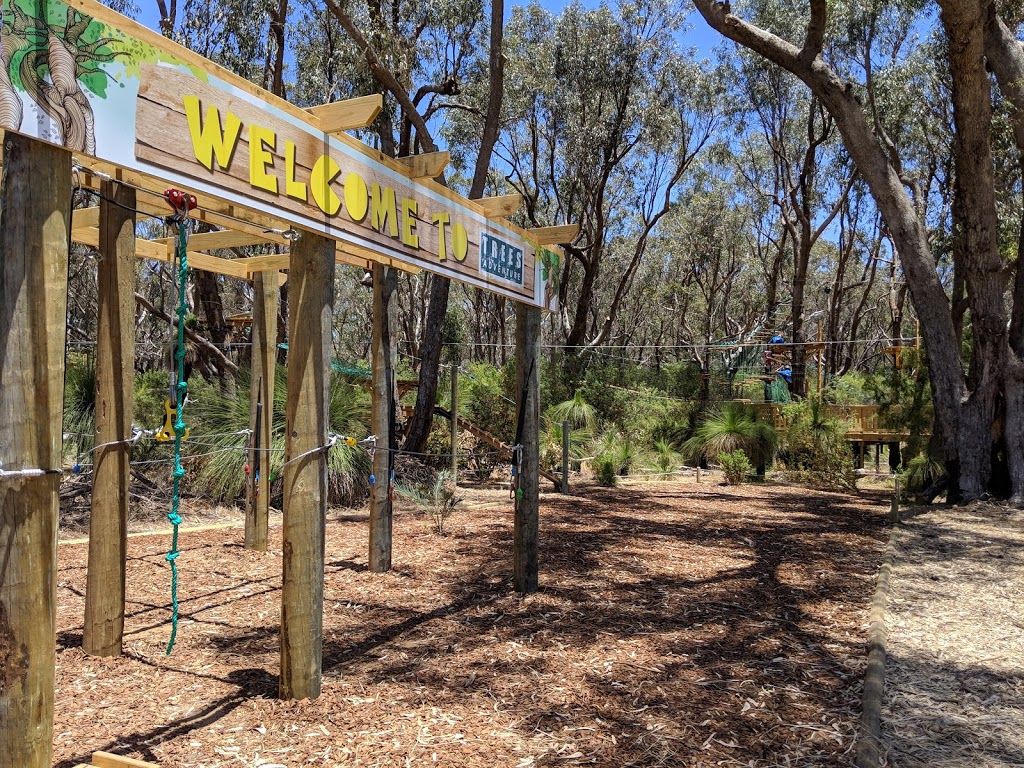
73,751 -> 159,768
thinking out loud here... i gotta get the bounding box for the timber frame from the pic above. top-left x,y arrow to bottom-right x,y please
0,0 -> 571,764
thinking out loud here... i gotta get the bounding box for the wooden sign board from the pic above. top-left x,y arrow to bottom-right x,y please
0,0 -> 558,308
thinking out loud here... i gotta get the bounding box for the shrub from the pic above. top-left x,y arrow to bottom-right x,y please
780,400 -> 856,490
595,455 -> 618,486
396,469 -> 462,535
652,438 -> 680,479
683,402 -> 777,467
719,450 -> 752,483
902,451 -> 945,495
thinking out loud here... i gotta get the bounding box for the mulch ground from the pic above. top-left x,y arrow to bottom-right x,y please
53,481 -> 889,768
880,502 -> 1024,767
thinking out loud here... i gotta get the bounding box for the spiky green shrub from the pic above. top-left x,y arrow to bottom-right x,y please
652,439 -> 680,479
547,391 -> 598,432
540,419 -> 591,473
396,469 -> 462,535
63,355 -> 96,462
189,367 -> 371,506
683,402 -> 777,467
902,452 -> 945,494
719,450 -> 752,484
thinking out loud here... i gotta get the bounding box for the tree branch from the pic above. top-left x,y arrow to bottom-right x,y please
800,0 -> 827,64
134,292 -> 240,374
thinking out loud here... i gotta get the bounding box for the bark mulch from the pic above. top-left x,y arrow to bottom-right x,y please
53,482 -> 888,767
880,502 -> 1024,767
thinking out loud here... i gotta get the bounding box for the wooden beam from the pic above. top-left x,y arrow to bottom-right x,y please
395,151 -> 450,180
235,247 -> 421,276
514,303 -> 541,594
0,132 -> 71,768
83,181 -> 135,658
90,751 -> 161,768
369,263 -> 398,573
72,227 -> 254,280
477,194 -> 522,219
280,231 -> 334,701
306,94 -> 383,133
246,273 -> 277,552
529,224 -> 580,245
153,229 -> 274,252
72,206 -> 100,229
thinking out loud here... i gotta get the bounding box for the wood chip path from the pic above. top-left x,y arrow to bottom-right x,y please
880,503 -> 1024,767
52,482 -> 888,767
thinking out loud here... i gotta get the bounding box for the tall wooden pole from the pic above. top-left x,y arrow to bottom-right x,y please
246,271 -> 277,551
0,133 -> 71,768
450,361 -> 459,483
83,180 -> 136,657
280,232 -> 333,701
514,303 -> 541,594
561,420 -> 570,494
369,263 -> 397,573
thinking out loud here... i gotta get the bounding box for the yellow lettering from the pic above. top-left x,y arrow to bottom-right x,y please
452,222 -> 468,262
248,124 -> 278,194
183,95 -> 242,171
310,154 -> 342,215
432,212 -> 450,261
344,173 -> 368,222
371,183 -> 399,237
284,141 -> 307,201
401,198 -> 419,248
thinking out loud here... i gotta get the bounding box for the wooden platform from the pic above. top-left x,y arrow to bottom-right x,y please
73,751 -> 159,768
747,402 -> 920,442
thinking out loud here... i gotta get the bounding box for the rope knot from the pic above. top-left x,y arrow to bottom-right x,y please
173,466 -> 185,479
165,550 -> 180,561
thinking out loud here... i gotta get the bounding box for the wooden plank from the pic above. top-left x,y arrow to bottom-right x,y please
72,227 -> 253,279
246,272 -> 277,552
369,263 -> 398,573
72,206 -> 100,229
91,750 -> 160,767
395,151 -> 450,180
514,304 -> 541,594
235,248 -> 420,276
280,231 -> 334,701
529,224 -> 580,245
306,94 -> 383,133
153,229 -> 274,252
83,181 -> 135,658
477,194 -> 522,219
0,133 -> 71,768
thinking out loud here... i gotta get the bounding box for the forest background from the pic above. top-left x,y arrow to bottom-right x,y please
58,0 -> 1024,505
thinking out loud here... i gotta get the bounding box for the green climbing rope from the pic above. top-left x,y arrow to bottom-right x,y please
166,219 -> 189,655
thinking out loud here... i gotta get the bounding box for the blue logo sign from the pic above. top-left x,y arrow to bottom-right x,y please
479,233 -> 524,285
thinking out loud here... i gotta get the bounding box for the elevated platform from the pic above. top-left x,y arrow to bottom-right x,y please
747,403 -> 920,443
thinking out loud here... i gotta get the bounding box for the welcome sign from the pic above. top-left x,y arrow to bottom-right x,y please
0,0 -> 555,308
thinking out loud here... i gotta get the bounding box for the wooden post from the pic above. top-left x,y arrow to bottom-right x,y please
246,271 -> 277,551
83,180 -> 136,657
514,303 -> 541,594
817,320 -> 824,406
280,232 -> 333,701
0,133 -> 71,768
369,263 -> 397,572
561,420 -> 570,494
450,361 -> 459,484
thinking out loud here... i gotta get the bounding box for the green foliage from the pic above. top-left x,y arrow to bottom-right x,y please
540,420 -> 591,473
134,370 -> 171,430
595,456 -> 618,486
902,451 -> 945,494
780,400 -> 856,490
827,372 -> 875,405
547,391 -> 597,432
188,367 -> 370,506
684,402 -> 777,467
652,438 -> 680,479
719,450 -> 752,484
63,355 -> 96,460
396,469 -> 462,535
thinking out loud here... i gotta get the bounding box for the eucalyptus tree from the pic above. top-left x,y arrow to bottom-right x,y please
498,0 -> 721,360
692,0 -> 1024,502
